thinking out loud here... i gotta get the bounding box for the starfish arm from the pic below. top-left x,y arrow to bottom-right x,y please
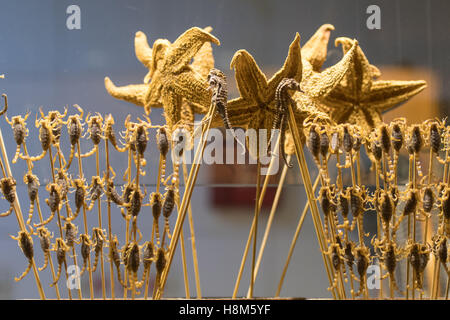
135,31 -> 153,71
165,27 -> 220,74
104,77 -> 150,107
335,37 -> 374,95
160,86 -> 183,131
210,97 -> 253,129
148,39 -> 171,81
169,71 -> 212,108
143,73 -> 165,113
302,40 -> 358,98
371,65 -> 382,79
191,27 -> 215,79
302,24 -> 335,72
318,85 -> 356,109
267,33 -> 303,93
347,108 -> 383,131
364,79 -> 427,113
187,101 -> 209,115
181,101 -> 195,125
230,50 -> 269,103
294,94 -> 331,126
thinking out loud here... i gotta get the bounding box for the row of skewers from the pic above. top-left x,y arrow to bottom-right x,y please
0,95 -> 186,300
2,80 -> 450,300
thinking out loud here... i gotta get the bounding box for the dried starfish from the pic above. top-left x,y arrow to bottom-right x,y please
209,33 -> 302,157
318,37 -> 427,132
302,24 -> 381,77
213,32 -> 356,155
105,27 -> 220,132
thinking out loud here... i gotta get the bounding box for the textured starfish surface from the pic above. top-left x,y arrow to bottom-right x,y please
209,33 -> 302,132
317,37 -> 427,132
212,29 -> 357,130
105,27 -> 219,131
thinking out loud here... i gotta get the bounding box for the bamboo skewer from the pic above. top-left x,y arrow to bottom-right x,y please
431,147 -> 449,299
276,170 -> 320,297
0,122 -> 46,300
249,154 -> 289,297
105,136 -> 115,299
180,228 -> 191,298
76,141 -> 94,299
232,137 -> 280,299
375,160 -> 383,299
95,148 -> 106,299
155,104 -> 216,299
182,159 -> 202,299
145,153 -> 164,300
22,143 -> 61,299
123,148 -> 132,299
173,162 -> 191,299
286,102 -> 338,299
48,146 -> 72,300
412,153 -> 418,300
424,149 -> 433,244
320,149 -> 346,299
406,155 -> 413,300
248,159 -> 262,298
55,144 -> 83,300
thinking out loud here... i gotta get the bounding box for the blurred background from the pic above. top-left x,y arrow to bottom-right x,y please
0,0 -> 447,299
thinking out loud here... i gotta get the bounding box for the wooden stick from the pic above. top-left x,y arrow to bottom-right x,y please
375,160 -> 383,299
145,153 -> 163,300
155,104 -> 215,299
286,102 -> 337,299
233,138 -> 280,299
105,137 -> 115,299
248,159 -> 262,298
0,126 -> 46,299
55,144 -> 82,300
276,170 -> 320,297
180,228 -> 190,298
412,153 -> 418,300
95,148 -> 106,299
76,142 -> 94,299
48,146 -> 72,300
445,276 -> 449,300
123,148 -> 132,299
249,154 -> 289,297
182,158 -> 202,299
406,156 -> 413,300
22,143 -> 60,299
321,152 -> 346,299
421,149 -> 433,300
173,161 -> 191,299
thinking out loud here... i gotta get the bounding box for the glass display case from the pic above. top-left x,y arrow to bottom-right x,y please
0,0 -> 449,301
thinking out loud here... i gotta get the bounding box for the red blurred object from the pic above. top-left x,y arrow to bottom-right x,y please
212,186 -> 277,209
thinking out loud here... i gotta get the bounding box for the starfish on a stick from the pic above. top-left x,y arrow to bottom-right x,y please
317,37 -> 427,132
105,27 -> 220,132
